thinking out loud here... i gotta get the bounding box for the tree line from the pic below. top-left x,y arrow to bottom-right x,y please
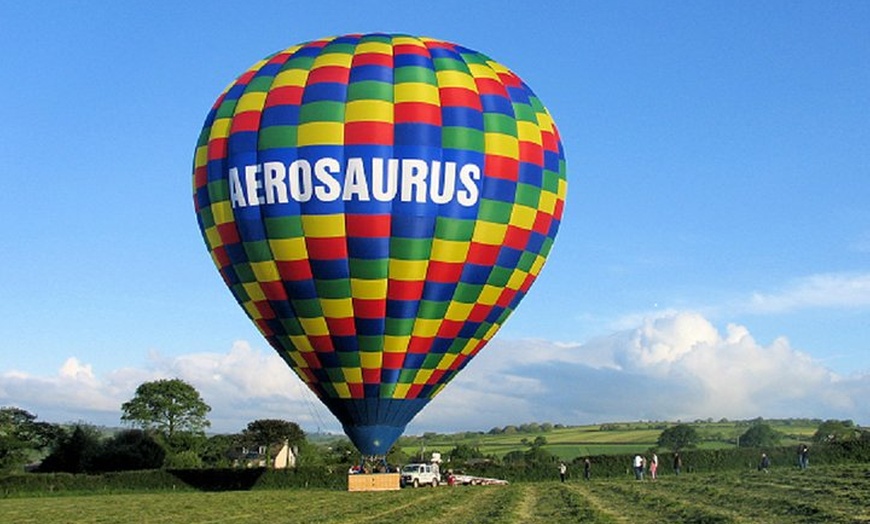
1,378 -> 308,474
2,378 -> 867,476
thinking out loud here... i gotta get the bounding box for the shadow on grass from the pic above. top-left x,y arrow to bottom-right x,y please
167,467 -> 266,491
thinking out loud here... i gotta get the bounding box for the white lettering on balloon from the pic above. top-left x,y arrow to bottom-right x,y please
229,157 -> 482,208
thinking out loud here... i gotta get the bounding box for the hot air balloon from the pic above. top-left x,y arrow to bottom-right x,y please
193,34 -> 566,456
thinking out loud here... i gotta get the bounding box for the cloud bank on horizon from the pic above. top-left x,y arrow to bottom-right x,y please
4,306 -> 867,434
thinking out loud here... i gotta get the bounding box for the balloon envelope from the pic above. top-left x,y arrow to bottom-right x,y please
193,34 -> 566,455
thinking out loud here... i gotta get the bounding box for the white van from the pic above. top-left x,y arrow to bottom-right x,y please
400,463 -> 440,487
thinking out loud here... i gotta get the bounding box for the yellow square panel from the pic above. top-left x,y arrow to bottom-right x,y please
529,255 -> 546,276
394,83 -> 439,105
384,335 -> 410,353
209,118 -> 232,140
333,382 -> 351,399
509,204 -> 537,230
486,61 -> 510,74
211,201 -> 234,225
389,259 -> 428,280
299,317 -> 329,336
536,111 -> 556,133
516,121 -> 542,145
289,334 -> 315,353
460,338 -> 481,355
205,227 -> 223,249
411,319 -> 441,338
471,222 -> 507,245
251,261 -> 280,282
484,132 -> 519,158
242,282 -> 266,301
356,41 -> 392,55
288,352 -> 309,368
414,369 -> 433,384
478,284 -> 502,306
506,269 -> 528,291
345,100 -> 393,123
393,383 -> 411,399
241,300 -> 261,320
321,298 -> 353,318
436,354 -> 458,370
539,191 -> 557,215
298,122 -> 344,146
467,63 -> 499,80
360,352 -> 382,369
273,68 -> 310,88
445,302 -> 474,320
269,237 -> 308,261
302,214 -> 345,238
236,92 -> 267,114
343,368 -> 363,384
435,70 -> 477,90
313,52 -> 353,68
351,278 -> 387,300
194,146 -> 208,169
430,239 -> 469,263
394,36 -> 425,47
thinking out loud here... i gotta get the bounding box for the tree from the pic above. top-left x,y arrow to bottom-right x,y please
240,419 -> 305,469
39,424 -> 103,473
447,443 -> 485,462
121,379 -> 211,439
812,419 -> 861,443
90,429 -> 166,472
738,423 -> 782,448
657,424 -> 700,451
0,407 -> 62,472
242,419 -> 305,449
199,433 -> 241,468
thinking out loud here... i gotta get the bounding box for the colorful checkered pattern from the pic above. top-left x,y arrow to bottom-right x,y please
193,34 -> 566,446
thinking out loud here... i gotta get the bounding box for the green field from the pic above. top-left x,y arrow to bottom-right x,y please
3,464 -> 867,523
398,420 -> 821,460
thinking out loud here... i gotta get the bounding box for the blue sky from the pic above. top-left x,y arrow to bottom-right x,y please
1,1 -> 868,434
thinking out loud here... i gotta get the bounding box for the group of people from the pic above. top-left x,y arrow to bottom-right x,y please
558,458 -> 592,482
559,444 -> 810,482
632,452 -> 675,480
758,444 -> 809,472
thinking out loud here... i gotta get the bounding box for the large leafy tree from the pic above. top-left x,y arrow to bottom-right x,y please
121,379 -> 211,439
0,407 -> 62,471
738,422 -> 782,448
657,424 -> 700,451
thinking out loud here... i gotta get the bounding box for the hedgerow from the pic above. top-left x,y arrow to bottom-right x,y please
2,440 -> 867,496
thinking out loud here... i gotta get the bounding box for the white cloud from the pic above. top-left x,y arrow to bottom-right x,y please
412,312 -> 870,431
3,315 -> 868,436
746,272 -> 870,313
0,342 -> 334,434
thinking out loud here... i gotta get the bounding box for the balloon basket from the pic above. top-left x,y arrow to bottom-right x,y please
347,472 -> 401,492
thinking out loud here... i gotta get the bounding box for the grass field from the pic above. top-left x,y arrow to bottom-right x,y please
3,464 -> 867,523
398,420 -> 821,460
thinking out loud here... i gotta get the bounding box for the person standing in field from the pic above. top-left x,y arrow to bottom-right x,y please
584,458 -> 591,481
799,444 -> 809,470
649,452 -> 659,480
633,454 -> 644,480
559,462 -> 567,482
673,452 -> 682,475
758,453 -> 771,473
